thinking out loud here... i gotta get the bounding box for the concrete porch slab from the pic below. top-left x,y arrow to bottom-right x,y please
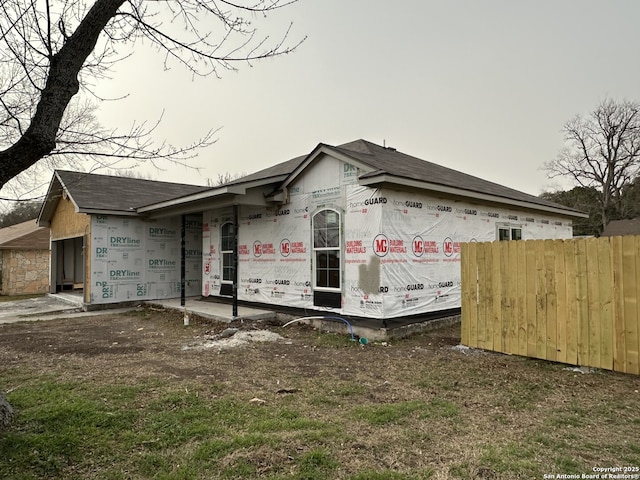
145,297 -> 276,323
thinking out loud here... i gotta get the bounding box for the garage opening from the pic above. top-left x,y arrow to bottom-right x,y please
52,236 -> 84,292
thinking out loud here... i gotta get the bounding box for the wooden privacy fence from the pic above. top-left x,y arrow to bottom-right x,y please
460,236 -> 640,375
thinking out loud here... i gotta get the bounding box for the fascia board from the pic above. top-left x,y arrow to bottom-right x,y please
54,171 -> 82,213
359,174 -> 589,219
78,208 -> 140,217
37,175 -> 70,226
143,193 -> 274,219
231,175 -> 289,188
137,175 -> 288,214
137,186 -> 243,213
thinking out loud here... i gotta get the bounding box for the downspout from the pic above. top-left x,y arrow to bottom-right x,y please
232,204 -> 239,318
180,214 -> 186,307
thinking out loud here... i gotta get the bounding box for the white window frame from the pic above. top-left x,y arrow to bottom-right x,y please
312,209 -> 342,292
220,222 -> 235,284
497,223 -> 522,241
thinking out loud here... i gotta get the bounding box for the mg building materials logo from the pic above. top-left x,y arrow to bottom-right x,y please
412,236 -> 439,256
280,239 -> 307,256
346,240 -> 366,254
373,234 -> 388,257
443,237 -> 461,257
373,234 -> 406,257
280,239 -> 290,257
412,236 -> 424,257
253,241 -> 275,257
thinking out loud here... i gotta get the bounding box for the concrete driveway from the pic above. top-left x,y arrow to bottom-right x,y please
0,295 -> 142,324
0,295 -> 84,324
0,294 -> 276,325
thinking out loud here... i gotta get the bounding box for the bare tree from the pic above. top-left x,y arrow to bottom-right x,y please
0,0 -> 303,191
546,99 -> 640,229
207,171 -> 246,186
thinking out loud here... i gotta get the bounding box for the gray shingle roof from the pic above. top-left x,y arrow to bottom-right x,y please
220,139 -> 583,216
41,139 -> 584,220
225,155 -> 307,186
601,218 -> 640,236
56,170 -> 209,212
330,140 -> 581,214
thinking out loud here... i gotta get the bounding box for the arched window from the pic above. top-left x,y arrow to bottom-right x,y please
313,209 -> 341,290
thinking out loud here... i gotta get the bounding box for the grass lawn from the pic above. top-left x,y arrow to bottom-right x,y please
1,308 -> 639,479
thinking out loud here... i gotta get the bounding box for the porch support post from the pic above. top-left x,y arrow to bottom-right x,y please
180,214 -> 186,307
233,204 -> 239,318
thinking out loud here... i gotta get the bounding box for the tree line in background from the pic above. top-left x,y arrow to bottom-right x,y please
543,98 -> 640,237
540,181 -> 640,237
0,201 -> 42,228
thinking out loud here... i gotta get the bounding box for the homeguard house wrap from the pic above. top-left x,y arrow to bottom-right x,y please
38,140 -> 586,318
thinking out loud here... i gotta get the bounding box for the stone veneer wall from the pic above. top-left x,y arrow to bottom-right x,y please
1,249 -> 50,295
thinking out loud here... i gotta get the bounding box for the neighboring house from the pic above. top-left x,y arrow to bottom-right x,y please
0,219 -> 50,295
38,140 -> 587,320
600,218 -> 640,237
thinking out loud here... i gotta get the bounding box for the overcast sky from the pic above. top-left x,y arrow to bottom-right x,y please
94,0 -> 640,196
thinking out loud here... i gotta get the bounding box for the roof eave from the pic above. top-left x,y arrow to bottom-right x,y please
359,174 -> 589,219
38,172 -> 78,226
77,208 -> 140,217
137,175 -> 288,214
137,186 -> 245,214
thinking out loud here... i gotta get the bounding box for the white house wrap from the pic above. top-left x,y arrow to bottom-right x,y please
38,139 -> 584,322
89,215 -> 202,303
199,149 -> 574,319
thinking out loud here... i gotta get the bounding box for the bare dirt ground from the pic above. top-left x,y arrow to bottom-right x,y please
0,309 -> 463,391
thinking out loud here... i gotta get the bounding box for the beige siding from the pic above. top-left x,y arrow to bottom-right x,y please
50,196 -> 90,240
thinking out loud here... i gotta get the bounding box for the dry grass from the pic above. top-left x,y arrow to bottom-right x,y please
1,308 -> 639,479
